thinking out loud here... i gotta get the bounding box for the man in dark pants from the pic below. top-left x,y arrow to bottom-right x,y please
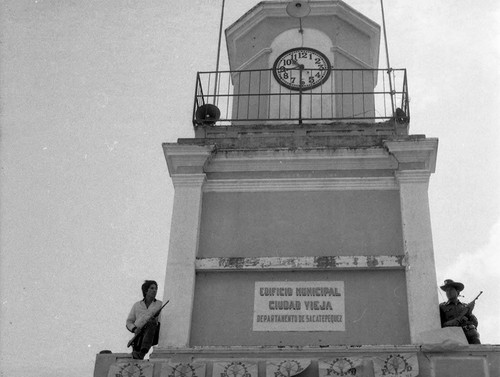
439,279 -> 480,344
126,280 -> 163,359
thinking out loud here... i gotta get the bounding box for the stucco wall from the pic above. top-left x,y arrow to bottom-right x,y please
198,190 -> 403,258
190,270 -> 410,346
333,54 -> 376,119
228,14 -> 375,71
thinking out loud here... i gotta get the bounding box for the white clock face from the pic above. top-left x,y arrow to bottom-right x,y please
272,47 -> 331,91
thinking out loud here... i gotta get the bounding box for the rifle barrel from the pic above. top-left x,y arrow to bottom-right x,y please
473,291 -> 483,301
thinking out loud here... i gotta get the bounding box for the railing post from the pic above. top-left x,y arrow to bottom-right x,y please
192,68 -> 407,125
299,66 -> 303,124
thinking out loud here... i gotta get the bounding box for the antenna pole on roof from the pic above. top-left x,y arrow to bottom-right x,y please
380,0 -> 395,117
213,0 -> 226,102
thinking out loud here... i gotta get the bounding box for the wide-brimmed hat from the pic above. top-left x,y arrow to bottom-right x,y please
440,279 -> 464,292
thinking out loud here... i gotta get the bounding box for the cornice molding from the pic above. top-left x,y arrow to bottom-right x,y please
384,138 -> 438,173
195,255 -> 405,271
395,170 -> 431,184
226,1 -> 380,71
151,344 -> 500,359
171,174 -> 207,188
162,144 -> 215,176
234,48 -> 272,72
204,177 -> 397,192
331,45 -> 374,70
206,148 -> 397,173
226,2 -> 380,43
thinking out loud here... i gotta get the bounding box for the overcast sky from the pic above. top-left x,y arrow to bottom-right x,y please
1,1 -> 499,376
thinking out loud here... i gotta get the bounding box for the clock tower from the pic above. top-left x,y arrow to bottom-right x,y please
94,2 -> 500,377
222,0 -> 381,124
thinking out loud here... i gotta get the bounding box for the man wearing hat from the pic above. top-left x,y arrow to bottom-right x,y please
439,279 -> 480,344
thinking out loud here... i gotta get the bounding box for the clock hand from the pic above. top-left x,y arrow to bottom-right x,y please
291,60 -> 305,70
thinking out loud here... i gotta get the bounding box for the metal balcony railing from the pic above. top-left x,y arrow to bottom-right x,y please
193,68 -> 409,127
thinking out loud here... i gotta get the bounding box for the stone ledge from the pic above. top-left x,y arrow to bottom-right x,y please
195,255 -> 406,272
94,346 -> 500,377
188,122 -> 414,150
150,344 -> 500,358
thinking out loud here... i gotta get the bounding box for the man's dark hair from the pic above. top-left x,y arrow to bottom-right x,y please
141,280 -> 158,298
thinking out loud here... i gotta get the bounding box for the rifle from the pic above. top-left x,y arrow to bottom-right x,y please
127,300 -> 169,348
445,291 -> 482,326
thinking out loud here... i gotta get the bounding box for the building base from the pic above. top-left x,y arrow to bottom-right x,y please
94,344 -> 500,377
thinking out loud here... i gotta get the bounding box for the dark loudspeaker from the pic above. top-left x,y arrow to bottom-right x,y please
286,1 -> 311,18
195,104 -> 221,125
395,107 -> 409,123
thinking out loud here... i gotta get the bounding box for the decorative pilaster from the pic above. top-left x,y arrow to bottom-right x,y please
158,144 -> 213,348
158,174 -> 206,348
396,170 -> 441,342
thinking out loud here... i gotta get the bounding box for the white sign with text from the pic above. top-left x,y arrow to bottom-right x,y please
253,281 -> 345,331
